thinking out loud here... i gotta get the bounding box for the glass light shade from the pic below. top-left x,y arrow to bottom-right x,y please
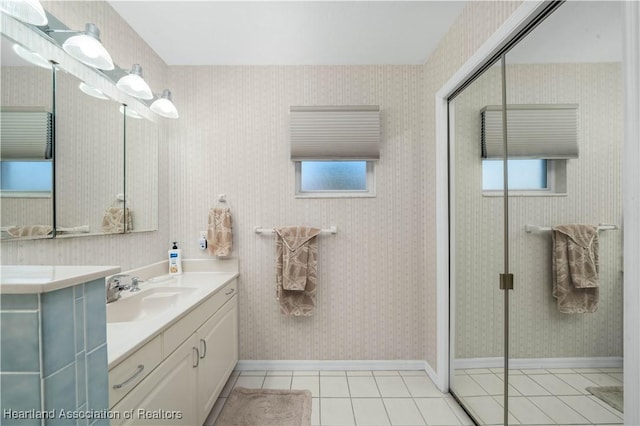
116,64 -> 153,100
150,89 -> 179,119
62,23 -> 114,70
13,44 -> 51,69
0,0 -> 48,25
79,82 -> 109,100
119,105 -> 142,119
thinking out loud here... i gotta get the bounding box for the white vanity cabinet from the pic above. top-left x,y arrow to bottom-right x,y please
196,295 -> 238,424
109,279 -> 238,425
111,334 -> 199,425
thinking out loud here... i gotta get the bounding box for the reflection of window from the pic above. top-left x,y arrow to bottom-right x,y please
482,159 -> 566,195
1,161 -> 52,196
296,161 -> 374,197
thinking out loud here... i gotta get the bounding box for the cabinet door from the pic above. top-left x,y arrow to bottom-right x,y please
196,296 -> 238,425
112,334 -> 199,425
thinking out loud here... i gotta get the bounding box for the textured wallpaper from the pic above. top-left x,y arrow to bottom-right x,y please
166,65 -> 429,360
452,63 -> 623,360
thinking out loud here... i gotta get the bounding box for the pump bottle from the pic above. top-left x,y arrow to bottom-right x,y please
168,242 -> 183,275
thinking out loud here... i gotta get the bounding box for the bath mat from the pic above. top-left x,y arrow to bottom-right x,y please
586,386 -> 623,412
214,387 -> 312,426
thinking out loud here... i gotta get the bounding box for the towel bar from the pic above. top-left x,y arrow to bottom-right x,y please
254,226 -> 337,235
525,223 -> 618,233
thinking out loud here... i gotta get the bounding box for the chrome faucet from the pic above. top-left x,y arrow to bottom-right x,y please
106,274 -> 130,303
130,276 -> 143,292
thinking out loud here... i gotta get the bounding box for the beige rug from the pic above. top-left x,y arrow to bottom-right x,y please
586,386 -> 624,412
214,387 -> 312,426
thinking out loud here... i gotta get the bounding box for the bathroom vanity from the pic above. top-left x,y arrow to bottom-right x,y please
106,259 -> 239,426
0,265 -> 120,425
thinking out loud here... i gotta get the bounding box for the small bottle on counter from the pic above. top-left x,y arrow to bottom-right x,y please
168,242 -> 183,275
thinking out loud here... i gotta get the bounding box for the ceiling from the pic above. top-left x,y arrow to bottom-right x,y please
106,1 -> 468,66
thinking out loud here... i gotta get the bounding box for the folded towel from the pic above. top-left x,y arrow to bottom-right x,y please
6,225 -> 53,237
101,207 -> 133,233
208,207 -> 233,257
552,224 -> 599,313
275,226 -> 321,316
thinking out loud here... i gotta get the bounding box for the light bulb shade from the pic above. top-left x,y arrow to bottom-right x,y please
119,105 -> 142,119
13,43 -> 51,69
151,89 -> 179,119
0,0 -> 48,25
79,82 -> 109,100
62,23 -> 114,70
116,64 -> 153,100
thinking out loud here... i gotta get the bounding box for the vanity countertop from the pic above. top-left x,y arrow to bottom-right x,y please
0,265 -> 121,294
106,259 -> 239,368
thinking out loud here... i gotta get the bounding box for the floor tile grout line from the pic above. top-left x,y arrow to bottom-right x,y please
372,373 -> 394,425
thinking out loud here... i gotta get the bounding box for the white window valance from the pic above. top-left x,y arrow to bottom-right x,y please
289,105 -> 380,160
1,108 -> 53,160
481,104 -> 578,159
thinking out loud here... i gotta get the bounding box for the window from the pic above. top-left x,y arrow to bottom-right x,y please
482,158 -> 566,195
296,160 -> 375,197
0,161 -> 52,197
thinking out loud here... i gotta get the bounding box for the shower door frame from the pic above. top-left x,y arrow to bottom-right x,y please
434,1 -> 640,425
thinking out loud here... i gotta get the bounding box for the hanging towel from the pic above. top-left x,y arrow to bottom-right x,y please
551,224 -> 600,314
275,226 -> 321,316
208,207 -> 233,257
101,207 -> 133,233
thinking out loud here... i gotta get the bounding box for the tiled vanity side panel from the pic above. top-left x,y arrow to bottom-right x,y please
0,294 -> 42,426
0,279 -> 109,426
41,279 -> 109,426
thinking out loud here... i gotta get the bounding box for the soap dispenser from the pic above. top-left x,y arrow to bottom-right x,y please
168,242 -> 183,275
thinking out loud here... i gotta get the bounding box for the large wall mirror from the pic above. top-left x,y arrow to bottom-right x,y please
0,9 -> 159,240
0,34 -> 55,240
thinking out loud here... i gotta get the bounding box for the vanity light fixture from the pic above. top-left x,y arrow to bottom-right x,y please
150,89 -> 179,119
79,82 -> 110,100
62,23 -> 114,70
119,105 -> 143,119
12,43 -> 51,69
0,0 -> 48,26
116,64 -> 153,100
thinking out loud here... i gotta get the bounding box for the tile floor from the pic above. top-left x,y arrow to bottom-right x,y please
452,367 -> 624,425
204,370 -> 475,426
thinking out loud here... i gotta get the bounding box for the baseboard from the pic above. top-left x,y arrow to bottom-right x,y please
454,356 -> 623,370
236,360 -> 429,372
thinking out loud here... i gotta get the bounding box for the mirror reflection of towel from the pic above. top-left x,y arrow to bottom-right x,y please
101,207 -> 133,233
6,225 -> 53,237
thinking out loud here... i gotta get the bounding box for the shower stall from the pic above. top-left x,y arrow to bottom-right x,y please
447,2 -> 624,424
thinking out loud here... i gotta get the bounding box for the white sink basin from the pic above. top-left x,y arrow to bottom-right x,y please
107,286 -> 198,323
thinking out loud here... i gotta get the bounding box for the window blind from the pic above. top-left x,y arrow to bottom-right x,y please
1,108 -> 53,159
481,104 -> 578,159
290,105 -> 380,160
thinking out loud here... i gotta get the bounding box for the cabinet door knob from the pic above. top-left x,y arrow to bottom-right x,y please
113,365 -> 145,389
225,288 -> 235,295
199,338 -> 207,359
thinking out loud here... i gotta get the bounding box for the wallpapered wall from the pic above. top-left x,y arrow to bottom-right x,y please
453,63 -> 623,359
165,65 -> 429,360
2,1 -> 531,368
